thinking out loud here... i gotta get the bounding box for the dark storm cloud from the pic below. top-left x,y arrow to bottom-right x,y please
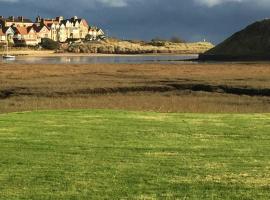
0,0 -> 269,43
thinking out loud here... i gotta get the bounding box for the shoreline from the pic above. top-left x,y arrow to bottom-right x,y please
0,50 -> 199,57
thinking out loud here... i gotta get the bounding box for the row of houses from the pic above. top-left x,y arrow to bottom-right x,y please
0,16 -> 105,46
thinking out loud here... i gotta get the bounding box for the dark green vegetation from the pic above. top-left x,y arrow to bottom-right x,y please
200,19 -> 270,60
0,110 -> 269,199
149,37 -> 186,47
41,38 -> 60,50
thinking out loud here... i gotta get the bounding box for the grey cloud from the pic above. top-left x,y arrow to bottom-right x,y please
193,0 -> 270,7
0,0 -> 268,43
0,0 -> 18,2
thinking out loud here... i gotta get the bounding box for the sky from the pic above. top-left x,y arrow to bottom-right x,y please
0,0 -> 270,44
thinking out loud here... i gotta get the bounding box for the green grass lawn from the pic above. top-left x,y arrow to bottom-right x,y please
0,110 -> 269,200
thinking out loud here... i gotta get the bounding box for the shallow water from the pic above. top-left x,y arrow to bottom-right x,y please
0,54 -> 198,64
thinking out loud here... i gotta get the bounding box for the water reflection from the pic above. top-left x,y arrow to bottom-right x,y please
0,54 -> 198,64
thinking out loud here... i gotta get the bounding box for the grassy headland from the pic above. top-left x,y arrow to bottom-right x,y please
200,19 -> 270,61
0,39 -> 213,56
65,40 -> 214,54
0,109 -> 269,199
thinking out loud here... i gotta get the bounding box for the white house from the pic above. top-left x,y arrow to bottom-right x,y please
3,26 -> 15,43
88,27 -> 105,40
12,26 -> 39,46
58,24 -> 67,42
33,25 -> 51,42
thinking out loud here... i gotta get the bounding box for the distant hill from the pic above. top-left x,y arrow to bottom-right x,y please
199,19 -> 270,61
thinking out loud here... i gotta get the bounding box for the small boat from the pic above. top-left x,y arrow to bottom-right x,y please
2,42 -> 15,60
3,55 -> 16,59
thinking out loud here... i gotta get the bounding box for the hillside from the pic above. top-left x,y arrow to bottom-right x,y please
63,40 -> 214,54
0,110 -> 269,199
200,19 -> 270,60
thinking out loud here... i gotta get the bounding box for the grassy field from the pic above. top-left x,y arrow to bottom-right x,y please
0,109 -> 269,199
1,63 -> 270,113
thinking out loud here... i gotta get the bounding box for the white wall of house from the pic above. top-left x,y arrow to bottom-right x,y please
5,28 -> 15,43
0,35 -> 6,41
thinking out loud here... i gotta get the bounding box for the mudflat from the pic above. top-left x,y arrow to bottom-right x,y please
0,62 -> 270,113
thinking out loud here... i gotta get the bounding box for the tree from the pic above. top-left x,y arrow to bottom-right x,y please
41,38 -> 60,50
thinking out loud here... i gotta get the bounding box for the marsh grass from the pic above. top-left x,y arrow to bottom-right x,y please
1,93 -> 270,114
1,63 -> 270,113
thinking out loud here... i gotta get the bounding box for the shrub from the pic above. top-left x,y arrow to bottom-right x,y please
170,36 -> 186,43
41,38 -> 60,50
151,37 -> 166,42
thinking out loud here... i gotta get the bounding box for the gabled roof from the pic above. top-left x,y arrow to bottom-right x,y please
2,26 -> 14,34
61,18 -> 89,27
13,26 -> 36,35
81,19 -> 89,27
89,26 -> 99,31
13,27 -> 28,35
27,26 -> 35,33
46,23 -> 53,28
46,23 -> 60,29
60,19 -> 70,25
32,24 -> 49,32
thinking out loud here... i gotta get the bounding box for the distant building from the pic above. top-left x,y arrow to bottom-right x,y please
88,27 -> 105,40
61,16 -> 89,40
0,15 -> 105,45
2,26 -> 15,43
12,26 -> 39,46
0,16 -> 33,27
33,24 -> 51,43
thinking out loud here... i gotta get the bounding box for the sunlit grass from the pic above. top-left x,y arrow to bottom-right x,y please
0,110 -> 269,199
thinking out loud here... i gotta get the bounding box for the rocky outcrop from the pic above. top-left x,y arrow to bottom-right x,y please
63,40 -> 214,54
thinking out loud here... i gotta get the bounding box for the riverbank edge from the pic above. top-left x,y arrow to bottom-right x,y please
0,50 -> 199,58
198,53 -> 270,61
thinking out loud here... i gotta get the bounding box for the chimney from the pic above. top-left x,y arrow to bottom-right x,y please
36,16 -> 41,23
18,16 -> 24,22
9,16 -> 15,21
56,16 -> 64,22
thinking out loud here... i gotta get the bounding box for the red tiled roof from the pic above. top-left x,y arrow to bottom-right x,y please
81,19 -> 89,27
43,20 -> 59,27
13,26 -> 36,35
13,27 -> 28,35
